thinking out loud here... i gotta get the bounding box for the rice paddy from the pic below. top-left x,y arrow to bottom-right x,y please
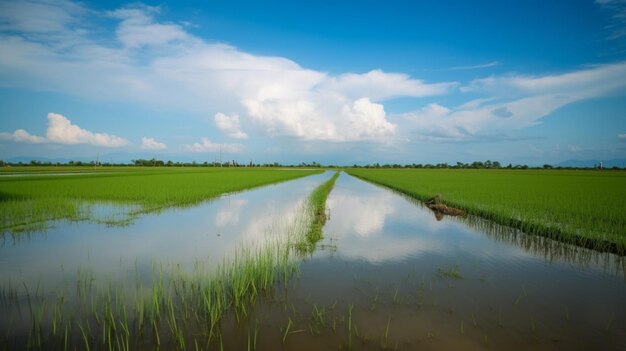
0,168 -> 321,234
347,168 -> 626,254
0,169 -> 624,350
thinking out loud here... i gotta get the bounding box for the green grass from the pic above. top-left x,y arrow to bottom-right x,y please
0,167 -> 322,234
298,171 -> 340,253
346,168 -> 626,254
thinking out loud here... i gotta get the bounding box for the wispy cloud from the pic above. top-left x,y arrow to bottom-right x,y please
0,0 -> 87,34
0,113 -> 129,147
184,138 -> 244,153
596,0 -> 626,41
447,61 -> 501,71
619,133 -> 626,140
401,62 -> 626,141
141,137 -> 166,150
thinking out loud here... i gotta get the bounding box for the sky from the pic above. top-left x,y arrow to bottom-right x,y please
0,0 -> 625,166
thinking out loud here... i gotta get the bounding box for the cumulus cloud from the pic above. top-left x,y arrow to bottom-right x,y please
0,113 -> 128,147
46,113 -> 128,146
0,129 -> 46,143
184,138 -> 244,153
0,1 -> 454,143
403,62 -> 626,141
244,96 -> 395,142
141,137 -> 166,150
214,113 -> 247,139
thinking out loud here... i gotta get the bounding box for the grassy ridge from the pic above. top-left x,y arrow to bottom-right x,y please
0,168 -> 322,233
301,171 -> 340,252
346,169 -> 626,254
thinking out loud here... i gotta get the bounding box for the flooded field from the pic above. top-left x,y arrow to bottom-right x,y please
0,171 -> 624,350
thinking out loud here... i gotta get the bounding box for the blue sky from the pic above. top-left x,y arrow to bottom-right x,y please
0,0 -> 625,165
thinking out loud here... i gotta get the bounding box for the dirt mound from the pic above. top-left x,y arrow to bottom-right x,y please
425,194 -> 466,219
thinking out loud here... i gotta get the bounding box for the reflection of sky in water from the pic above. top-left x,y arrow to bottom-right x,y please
302,173 -> 625,348
0,172 -> 331,288
317,173 -> 506,263
317,173 -> 624,277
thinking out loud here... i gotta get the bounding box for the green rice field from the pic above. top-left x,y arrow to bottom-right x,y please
0,168 -> 321,234
347,168 -> 626,254
0,169 -> 624,350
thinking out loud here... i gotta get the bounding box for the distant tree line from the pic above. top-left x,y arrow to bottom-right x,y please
0,158 -> 324,168
0,159 -> 623,170
349,160 -> 624,170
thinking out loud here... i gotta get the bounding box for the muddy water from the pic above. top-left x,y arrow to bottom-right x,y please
245,173 -> 625,351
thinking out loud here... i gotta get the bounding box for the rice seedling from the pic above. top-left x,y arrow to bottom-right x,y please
347,304 -> 354,349
438,264 -> 462,279
1,168 -> 322,236
514,293 -> 523,305
382,316 -> 391,349
281,317 -> 293,343
347,168 -> 626,254
392,285 -> 400,304
605,314 -> 613,331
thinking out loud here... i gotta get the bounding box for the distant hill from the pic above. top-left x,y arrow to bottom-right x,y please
556,159 -> 626,168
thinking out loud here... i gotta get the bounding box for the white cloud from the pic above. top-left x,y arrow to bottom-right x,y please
243,96 -> 396,142
403,62 -> 626,141
462,62 -> 626,96
141,137 -> 166,150
596,0 -> 626,40
214,113 -> 248,139
447,61 -> 500,71
0,2 -> 454,143
322,69 -> 456,101
107,4 -> 193,49
46,113 -> 128,147
0,0 -> 86,34
0,112 -> 128,147
619,133 -> 626,140
0,129 -> 46,143
184,138 -> 244,153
